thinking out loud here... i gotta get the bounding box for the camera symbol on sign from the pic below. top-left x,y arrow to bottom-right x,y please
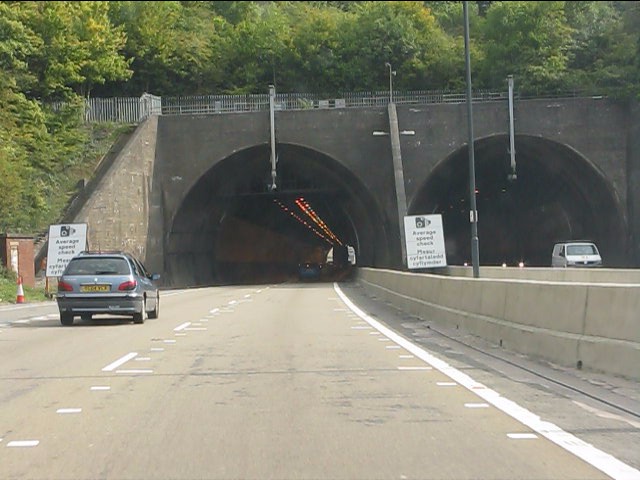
415,217 -> 430,229
60,225 -> 76,237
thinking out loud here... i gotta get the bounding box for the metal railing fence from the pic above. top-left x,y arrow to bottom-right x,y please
47,89 -> 598,123
160,89 -> 510,116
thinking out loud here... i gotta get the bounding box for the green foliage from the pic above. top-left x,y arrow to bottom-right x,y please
0,272 -> 49,304
477,1 -> 573,93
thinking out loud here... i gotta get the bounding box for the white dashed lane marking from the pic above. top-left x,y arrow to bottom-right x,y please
57,408 -> 82,414
7,440 -> 39,447
508,433 -> 538,439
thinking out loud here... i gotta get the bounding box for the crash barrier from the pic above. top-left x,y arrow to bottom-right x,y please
356,267 -> 640,381
440,265 -> 640,284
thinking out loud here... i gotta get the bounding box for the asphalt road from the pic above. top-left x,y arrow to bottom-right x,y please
0,281 -> 638,480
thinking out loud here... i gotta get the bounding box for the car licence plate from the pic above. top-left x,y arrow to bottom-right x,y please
80,284 -> 110,292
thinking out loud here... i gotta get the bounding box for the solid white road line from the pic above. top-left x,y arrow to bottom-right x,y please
334,283 -> 640,480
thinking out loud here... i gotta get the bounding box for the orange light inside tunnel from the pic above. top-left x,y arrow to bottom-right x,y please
295,197 -> 343,246
274,199 -> 332,244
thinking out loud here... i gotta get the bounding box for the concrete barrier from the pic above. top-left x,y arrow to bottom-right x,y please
357,267 -> 640,381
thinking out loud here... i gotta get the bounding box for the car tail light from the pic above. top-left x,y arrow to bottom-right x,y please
58,280 -> 73,292
118,280 -> 137,291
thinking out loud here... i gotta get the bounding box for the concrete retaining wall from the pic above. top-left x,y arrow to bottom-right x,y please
74,116 -> 158,263
357,267 -> 640,381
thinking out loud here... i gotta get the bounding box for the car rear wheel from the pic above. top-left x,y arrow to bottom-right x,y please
133,299 -> 147,324
148,293 -> 159,319
60,313 -> 74,326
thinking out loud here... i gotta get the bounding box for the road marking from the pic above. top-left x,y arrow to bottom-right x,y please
378,338 -> 390,342
116,369 -> 153,374
150,348 -> 164,352
437,382 -> 458,387
90,386 -> 111,391
57,408 -> 82,414
508,433 -> 538,439
209,308 -> 219,314
465,403 -> 490,408
164,340 -> 176,344
369,331 -> 381,335
135,357 -> 151,361
398,366 -> 432,371
334,283 -> 640,480
102,352 -> 138,372
185,327 -> 207,331
244,294 -> 251,298
399,355 -> 414,359
174,322 -> 191,331
385,345 -> 401,350
7,440 -> 39,447
228,300 -> 237,305
351,326 -> 371,330
175,333 -> 187,336
573,400 -> 640,429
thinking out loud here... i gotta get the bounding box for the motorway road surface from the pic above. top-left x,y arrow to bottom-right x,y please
0,281 -> 638,480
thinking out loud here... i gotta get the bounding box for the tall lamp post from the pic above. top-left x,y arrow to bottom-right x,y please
463,1 -> 480,278
385,62 -> 396,104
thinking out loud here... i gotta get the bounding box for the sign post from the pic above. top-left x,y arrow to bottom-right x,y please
404,214 -> 447,269
45,224 -> 88,278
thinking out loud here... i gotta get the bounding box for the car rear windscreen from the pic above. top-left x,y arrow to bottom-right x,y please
64,257 -> 130,275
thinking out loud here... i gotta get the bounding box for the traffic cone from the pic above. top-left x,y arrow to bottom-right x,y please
16,276 -> 25,304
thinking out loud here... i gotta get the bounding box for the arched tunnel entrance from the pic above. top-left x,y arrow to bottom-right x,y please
410,135 -> 627,267
166,144 -> 390,286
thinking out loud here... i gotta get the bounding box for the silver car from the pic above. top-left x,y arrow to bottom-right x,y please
56,251 -> 160,326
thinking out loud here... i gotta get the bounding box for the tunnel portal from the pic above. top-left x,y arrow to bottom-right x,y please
410,135 -> 627,267
166,144 -> 389,286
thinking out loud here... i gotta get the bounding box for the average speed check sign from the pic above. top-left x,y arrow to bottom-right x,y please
404,214 -> 447,269
46,223 -> 88,277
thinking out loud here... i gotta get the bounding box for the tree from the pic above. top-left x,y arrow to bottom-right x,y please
19,1 -> 131,100
333,1 -> 460,91
220,2 -> 294,94
478,1 -> 573,94
106,1 -> 223,95
564,1 -> 639,97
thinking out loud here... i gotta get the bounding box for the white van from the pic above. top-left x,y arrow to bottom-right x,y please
551,241 -> 602,268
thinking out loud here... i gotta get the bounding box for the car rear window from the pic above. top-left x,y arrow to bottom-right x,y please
64,257 -> 131,275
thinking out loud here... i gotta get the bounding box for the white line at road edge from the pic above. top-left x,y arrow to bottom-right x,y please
333,283 -> 640,480
102,352 -> 138,372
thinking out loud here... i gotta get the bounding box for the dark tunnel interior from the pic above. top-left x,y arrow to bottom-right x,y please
166,144 -> 390,286
409,135 -> 626,267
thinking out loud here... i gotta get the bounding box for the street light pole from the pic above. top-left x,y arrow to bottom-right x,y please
385,62 -> 396,104
463,1 -> 480,278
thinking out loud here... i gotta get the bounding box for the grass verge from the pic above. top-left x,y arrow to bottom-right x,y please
0,275 -> 50,305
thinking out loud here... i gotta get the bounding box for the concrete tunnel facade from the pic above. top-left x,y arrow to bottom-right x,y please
70,97 -> 639,287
